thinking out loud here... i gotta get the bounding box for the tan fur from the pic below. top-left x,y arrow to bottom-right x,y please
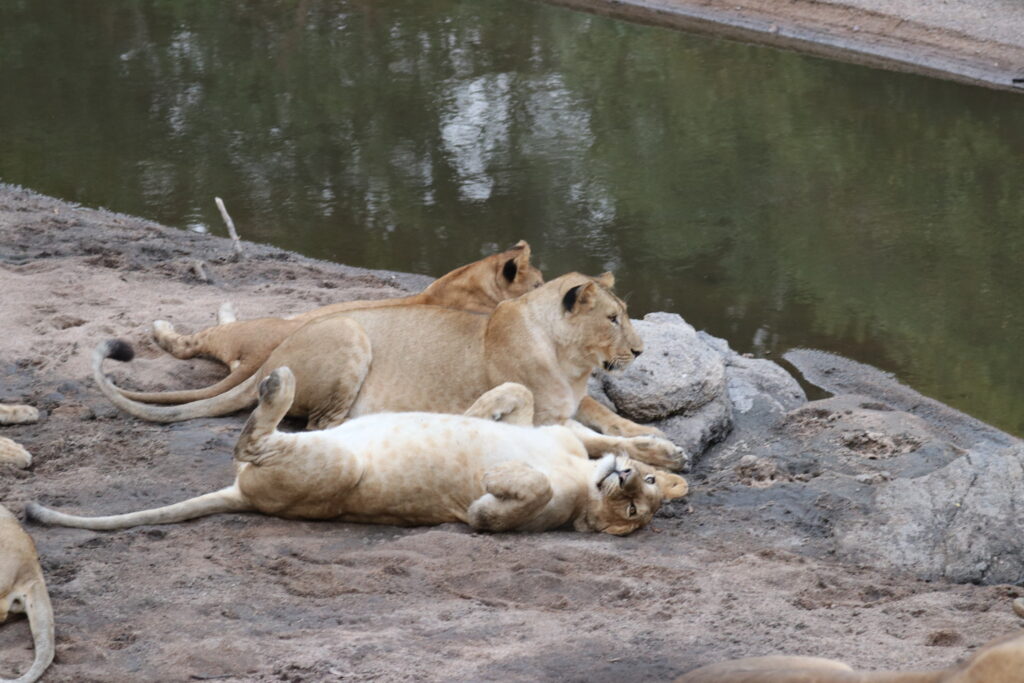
0,505 -> 55,683
0,405 -> 39,469
94,272 -> 685,469
127,241 -> 543,404
676,628 -> 1024,683
28,373 -> 688,536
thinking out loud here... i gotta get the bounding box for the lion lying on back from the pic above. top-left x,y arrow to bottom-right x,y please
123,241 -> 544,404
0,504 -> 54,683
94,271 -> 686,469
29,371 -> 688,535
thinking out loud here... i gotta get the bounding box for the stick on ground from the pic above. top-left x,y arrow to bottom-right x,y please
214,196 -> 244,261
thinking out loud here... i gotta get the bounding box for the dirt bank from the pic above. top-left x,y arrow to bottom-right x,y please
1,184 -> 1022,681
545,0 -> 1024,92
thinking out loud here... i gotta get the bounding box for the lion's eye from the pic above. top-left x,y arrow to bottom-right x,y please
644,474 -> 656,484
627,503 -> 637,516
609,315 -> 619,325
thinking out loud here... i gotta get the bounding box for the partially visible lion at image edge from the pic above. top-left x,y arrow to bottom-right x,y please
27,373 -> 689,535
93,271 -> 687,470
125,240 -> 544,405
0,504 -> 55,683
0,404 -> 40,469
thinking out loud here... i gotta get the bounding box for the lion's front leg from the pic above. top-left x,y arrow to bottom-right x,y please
467,462 -> 553,532
575,396 -> 666,438
463,383 -> 535,426
565,420 -> 688,471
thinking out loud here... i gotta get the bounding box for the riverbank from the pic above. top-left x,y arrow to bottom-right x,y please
1,185 -> 1022,680
544,0 -> 1024,92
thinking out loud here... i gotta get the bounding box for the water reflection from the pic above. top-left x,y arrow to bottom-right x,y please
1,0 -> 1022,435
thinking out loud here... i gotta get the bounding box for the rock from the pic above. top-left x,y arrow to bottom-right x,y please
655,392 -> 733,459
835,445 -> 1024,584
602,313 -> 726,422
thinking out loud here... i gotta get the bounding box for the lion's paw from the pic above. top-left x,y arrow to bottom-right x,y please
482,462 -> 549,501
0,437 -> 32,469
0,404 -> 39,426
628,436 -> 689,472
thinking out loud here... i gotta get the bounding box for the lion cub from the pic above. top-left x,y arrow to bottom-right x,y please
29,370 -> 687,535
676,619 -> 1024,682
0,404 -> 40,469
0,504 -> 54,683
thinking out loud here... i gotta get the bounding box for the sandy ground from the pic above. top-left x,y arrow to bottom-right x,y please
544,0 -> 1024,92
1,184 -> 1022,682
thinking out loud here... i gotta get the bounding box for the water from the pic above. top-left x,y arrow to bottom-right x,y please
2,0 -> 1023,435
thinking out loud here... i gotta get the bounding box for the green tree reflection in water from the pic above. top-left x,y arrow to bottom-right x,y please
0,0 -> 1022,434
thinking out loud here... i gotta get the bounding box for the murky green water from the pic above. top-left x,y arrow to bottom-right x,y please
2,0 -> 1023,435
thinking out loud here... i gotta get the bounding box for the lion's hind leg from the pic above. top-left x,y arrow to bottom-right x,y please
235,367 -> 297,464
467,462 -> 553,532
463,383 -> 535,426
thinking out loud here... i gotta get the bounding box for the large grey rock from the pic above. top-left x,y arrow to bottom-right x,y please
592,313 -> 806,461
699,331 -> 805,417
835,445 -> 1024,584
602,313 -> 726,422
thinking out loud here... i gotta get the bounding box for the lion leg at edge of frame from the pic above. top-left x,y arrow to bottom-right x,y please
467,462 -> 553,532
575,395 -> 665,438
0,436 -> 32,468
463,382 -> 535,426
565,420 -> 688,471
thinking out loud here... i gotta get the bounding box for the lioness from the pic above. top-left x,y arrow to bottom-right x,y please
126,241 -> 543,404
0,404 -> 40,469
676,623 -> 1024,682
94,271 -> 686,469
28,371 -> 688,535
0,505 -> 54,683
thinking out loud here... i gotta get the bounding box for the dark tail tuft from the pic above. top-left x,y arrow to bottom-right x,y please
23,501 -> 44,523
106,339 -> 135,362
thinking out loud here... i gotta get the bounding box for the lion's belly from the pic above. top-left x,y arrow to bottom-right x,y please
294,414 -> 587,525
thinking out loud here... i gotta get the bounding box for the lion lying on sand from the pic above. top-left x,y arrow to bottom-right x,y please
125,240 -> 543,404
677,606 -> 1024,682
94,271 -> 686,469
0,504 -> 54,683
28,371 -> 688,535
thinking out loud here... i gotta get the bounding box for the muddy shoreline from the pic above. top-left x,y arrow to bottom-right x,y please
542,0 -> 1024,92
2,184 -> 1023,681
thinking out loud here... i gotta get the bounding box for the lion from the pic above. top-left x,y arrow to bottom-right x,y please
676,619 -> 1024,682
93,271 -> 686,469
0,404 -> 40,469
0,504 -> 54,683
124,240 -> 544,404
28,372 -> 688,536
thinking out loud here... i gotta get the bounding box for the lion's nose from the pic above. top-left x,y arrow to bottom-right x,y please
631,348 -> 642,358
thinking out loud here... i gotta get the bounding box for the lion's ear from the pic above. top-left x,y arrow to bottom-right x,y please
502,258 -> 518,282
596,272 -> 615,289
502,241 -> 532,282
657,473 -> 689,500
562,281 -> 597,313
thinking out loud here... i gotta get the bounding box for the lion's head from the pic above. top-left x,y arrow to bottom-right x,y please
496,240 -> 544,298
558,272 -> 643,373
579,455 -> 688,535
421,240 -> 544,312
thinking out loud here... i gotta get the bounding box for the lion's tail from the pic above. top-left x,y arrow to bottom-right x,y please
113,360 -> 262,405
0,578 -> 55,683
25,486 -> 251,531
93,340 -> 260,422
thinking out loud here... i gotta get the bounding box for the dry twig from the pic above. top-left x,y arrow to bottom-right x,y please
214,196 -> 244,261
